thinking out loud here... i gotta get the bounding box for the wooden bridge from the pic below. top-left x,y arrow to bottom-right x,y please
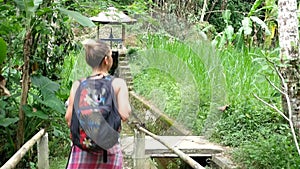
119,121 -> 236,169
121,135 -> 228,168
122,135 -> 223,158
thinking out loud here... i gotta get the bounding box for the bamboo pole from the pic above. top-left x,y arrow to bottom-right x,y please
135,124 -> 205,169
1,129 -> 46,169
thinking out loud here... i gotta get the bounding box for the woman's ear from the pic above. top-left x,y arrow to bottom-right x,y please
103,56 -> 108,64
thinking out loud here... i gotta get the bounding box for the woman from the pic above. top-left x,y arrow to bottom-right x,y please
65,39 -> 131,169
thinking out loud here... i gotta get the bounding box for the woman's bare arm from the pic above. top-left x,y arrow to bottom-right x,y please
113,78 -> 131,121
65,81 -> 80,127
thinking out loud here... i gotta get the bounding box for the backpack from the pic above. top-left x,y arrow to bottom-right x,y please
70,75 -> 121,156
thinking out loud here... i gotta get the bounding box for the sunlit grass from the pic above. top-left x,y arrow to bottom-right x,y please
130,34 -> 213,133
220,46 -> 279,102
131,34 -> 281,137
50,157 -> 68,169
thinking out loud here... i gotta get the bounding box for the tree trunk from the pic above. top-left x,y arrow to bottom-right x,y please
200,0 -> 208,22
278,0 -> 300,133
16,31 -> 32,149
205,0 -> 218,21
221,0 -> 227,10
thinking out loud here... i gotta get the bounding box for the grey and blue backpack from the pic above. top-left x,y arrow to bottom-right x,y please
70,75 -> 121,161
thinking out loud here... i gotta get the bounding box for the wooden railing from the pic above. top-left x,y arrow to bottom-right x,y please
132,123 -> 205,169
1,129 -> 49,169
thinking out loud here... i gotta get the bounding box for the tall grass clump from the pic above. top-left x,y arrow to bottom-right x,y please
210,46 -> 284,146
220,47 -> 280,102
133,68 -> 182,117
130,34 -> 225,134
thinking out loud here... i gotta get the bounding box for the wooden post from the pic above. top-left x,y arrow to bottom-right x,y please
133,128 -> 145,169
37,133 -> 49,169
121,24 -> 125,48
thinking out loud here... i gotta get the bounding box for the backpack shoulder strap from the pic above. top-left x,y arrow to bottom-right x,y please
105,75 -> 119,112
70,80 -> 82,96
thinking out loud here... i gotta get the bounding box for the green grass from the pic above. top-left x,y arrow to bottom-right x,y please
130,34 -> 300,168
50,156 -> 69,169
133,68 -> 181,118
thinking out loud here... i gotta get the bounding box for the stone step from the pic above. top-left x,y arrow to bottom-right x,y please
119,72 -> 132,77
119,69 -> 131,74
125,77 -> 133,82
119,60 -> 129,66
115,50 -> 133,91
119,65 -> 131,71
119,55 -> 128,61
119,58 -> 128,62
126,80 -> 133,85
127,85 -> 133,91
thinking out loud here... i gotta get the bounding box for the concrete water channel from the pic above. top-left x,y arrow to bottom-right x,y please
119,92 -> 237,169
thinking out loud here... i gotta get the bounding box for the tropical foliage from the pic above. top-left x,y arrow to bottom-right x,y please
0,0 -> 94,167
1,0 -> 300,168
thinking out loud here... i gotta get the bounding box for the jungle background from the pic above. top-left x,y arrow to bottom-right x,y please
1,0 -> 300,168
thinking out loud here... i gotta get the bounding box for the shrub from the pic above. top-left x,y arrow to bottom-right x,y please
233,133 -> 300,169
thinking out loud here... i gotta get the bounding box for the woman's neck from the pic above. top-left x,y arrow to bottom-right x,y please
91,69 -> 108,76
